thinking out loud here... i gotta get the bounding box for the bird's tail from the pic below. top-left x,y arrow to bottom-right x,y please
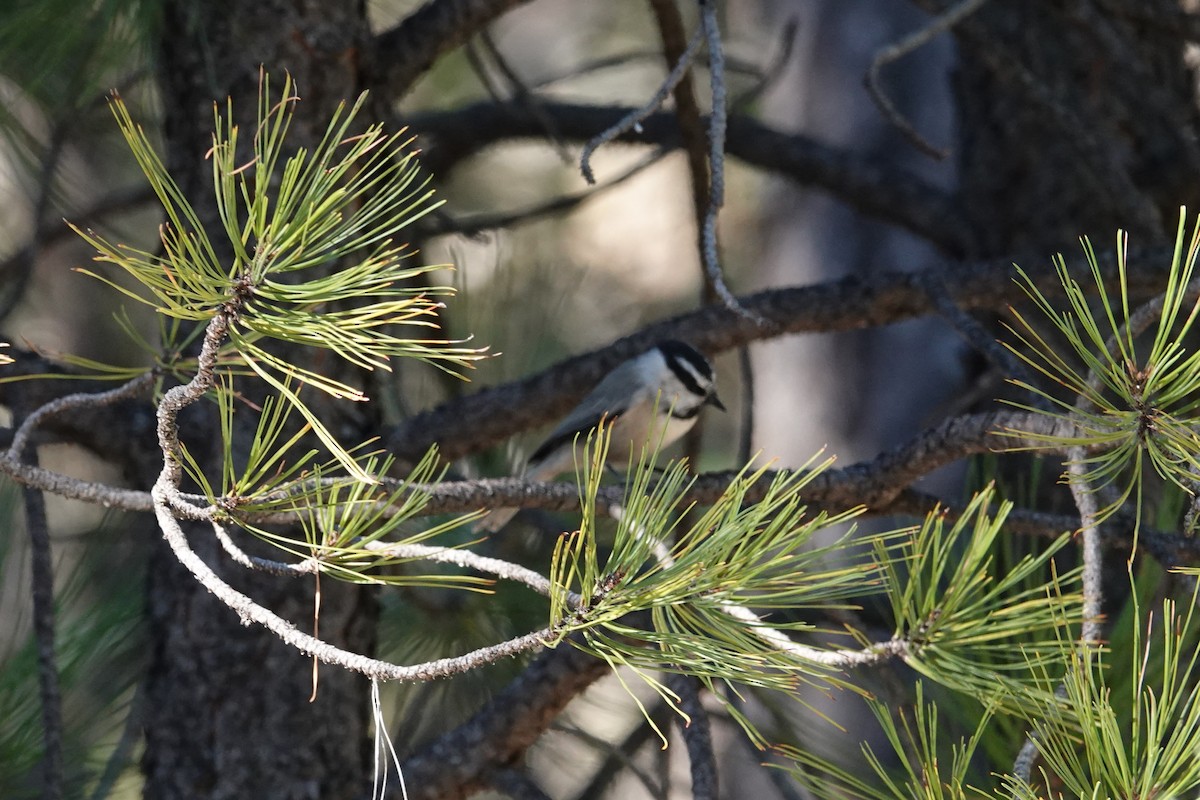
476,505 -> 520,534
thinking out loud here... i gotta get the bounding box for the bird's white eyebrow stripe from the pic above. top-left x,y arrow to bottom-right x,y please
662,350 -> 707,396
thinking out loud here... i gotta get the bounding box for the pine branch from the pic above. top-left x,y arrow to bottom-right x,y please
7,373 -> 156,458
384,247 -> 1174,464
5,398 -> 1198,569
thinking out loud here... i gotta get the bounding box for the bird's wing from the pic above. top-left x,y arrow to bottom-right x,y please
526,361 -> 643,467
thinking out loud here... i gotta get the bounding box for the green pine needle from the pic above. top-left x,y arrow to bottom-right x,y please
548,427 -> 876,696
66,70 -> 486,451
1001,208 -> 1200,530
877,486 -> 1081,710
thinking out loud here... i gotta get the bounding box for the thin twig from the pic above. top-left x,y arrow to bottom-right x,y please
423,147 -> 671,237
1059,276 -> 1200,636
3,396 -> 1195,566
0,186 -> 152,288
723,691 -> 812,800
408,99 -> 973,252
720,603 -> 909,668
161,501 -> 556,681
1068,454 -> 1104,644
865,0 -> 988,159
210,521 -> 322,576
370,0 -> 537,98
464,36 -> 510,105
211,408 -> 1200,568
478,28 -> 572,163
1014,455 -> 1108,787
0,455 -> 164,516
647,0 -> 711,241
8,372 -> 157,459
1009,257 -> 1194,781
579,24 -> 704,184
614,475 -> 908,670
365,540 -> 579,603
1012,681 -> 1069,786
648,0 -> 726,472
560,708 -> 675,800
730,17 -> 799,112
462,26 -> 571,164
0,137 -> 64,322
698,0 -> 763,324
919,270 -> 1045,406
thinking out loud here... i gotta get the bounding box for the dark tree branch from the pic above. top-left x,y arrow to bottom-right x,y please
385,247 -> 1172,464
369,0 -> 535,98
4,250 -> 1185,564
4,395 -> 1189,566
666,674 -> 718,800
403,412 -> 988,522
399,639 -> 610,800
408,101 -> 971,255
22,442 -> 63,800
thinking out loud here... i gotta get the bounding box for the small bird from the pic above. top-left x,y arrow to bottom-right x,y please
482,340 -> 725,531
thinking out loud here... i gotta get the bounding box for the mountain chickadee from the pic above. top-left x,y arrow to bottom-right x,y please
482,340 -> 725,531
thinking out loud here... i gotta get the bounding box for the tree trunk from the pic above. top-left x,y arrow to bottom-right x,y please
946,0 -> 1200,256
944,0 -> 1200,649
142,2 -> 378,798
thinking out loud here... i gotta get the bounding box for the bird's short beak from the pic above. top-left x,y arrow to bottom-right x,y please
707,393 -> 726,412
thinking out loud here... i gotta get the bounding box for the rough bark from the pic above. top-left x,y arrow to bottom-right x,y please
939,0 -> 1200,698
943,0 -> 1200,255
143,2 -> 377,798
